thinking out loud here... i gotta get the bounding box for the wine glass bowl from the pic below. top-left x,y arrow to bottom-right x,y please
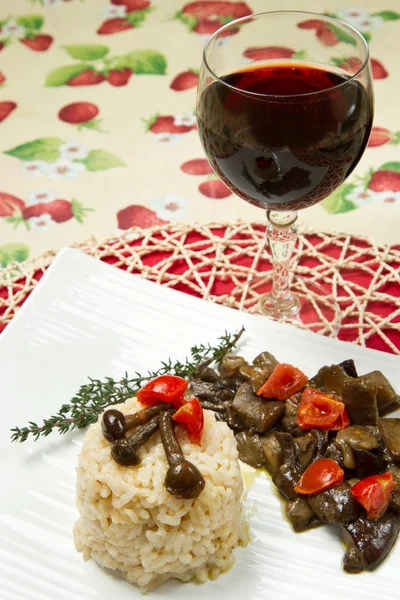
196,11 -> 373,322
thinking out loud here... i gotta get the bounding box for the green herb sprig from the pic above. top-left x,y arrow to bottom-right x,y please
11,327 -> 245,443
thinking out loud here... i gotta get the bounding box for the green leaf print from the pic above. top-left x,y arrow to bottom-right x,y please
80,150 -> 126,171
16,15 -> 44,31
321,183 -> 357,214
379,162 -> 400,172
329,23 -> 357,46
174,11 -> 197,31
45,64 -> 92,87
4,137 -> 63,161
371,11 -> 400,21
0,243 -> 29,268
63,44 -> 110,61
126,10 -> 148,27
126,50 -> 167,75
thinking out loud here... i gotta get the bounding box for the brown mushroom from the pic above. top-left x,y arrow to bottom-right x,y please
232,382 -> 284,433
353,449 -> 387,479
102,409 -> 127,442
308,482 -> 361,524
335,425 -> 380,469
378,418 -> 400,463
111,414 -> 161,466
272,432 -> 302,499
235,431 -> 265,468
260,431 -> 284,476
281,394 -> 303,437
360,371 -> 400,416
252,351 -> 278,369
342,377 -> 378,425
218,354 -> 248,379
338,359 -> 358,378
341,513 -> 400,572
159,411 -> 205,499
189,379 -> 234,403
285,497 -> 321,532
308,364 -> 347,397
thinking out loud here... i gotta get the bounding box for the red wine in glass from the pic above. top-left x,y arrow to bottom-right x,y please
197,62 -> 373,212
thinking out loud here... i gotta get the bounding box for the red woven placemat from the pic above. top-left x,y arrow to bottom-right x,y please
1,222 -> 399,353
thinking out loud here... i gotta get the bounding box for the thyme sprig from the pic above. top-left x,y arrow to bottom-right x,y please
11,327 -> 245,443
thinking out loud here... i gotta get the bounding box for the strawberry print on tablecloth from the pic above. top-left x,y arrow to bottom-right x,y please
97,1 -> 152,35
1,188 -> 92,231
368,127 -> 400,148
0,14 -> 53,51
58,102 -> 104,133
180,158 -> 231,198
0,102 -> 17,123
144,113 -> 197,143
322,162 -> 400,212
330,55 -> 388,79
297,7 -> 400,43
175,1 -> 252,36
170,69 -> 199,91
44,44 -> 166,86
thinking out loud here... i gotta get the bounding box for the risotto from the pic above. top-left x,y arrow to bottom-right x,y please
74,397 -> 249,590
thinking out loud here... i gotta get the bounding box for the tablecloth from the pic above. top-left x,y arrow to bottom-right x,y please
0,0 -> 400,276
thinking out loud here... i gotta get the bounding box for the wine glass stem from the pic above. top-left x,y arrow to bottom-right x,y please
266,210 -> 298,309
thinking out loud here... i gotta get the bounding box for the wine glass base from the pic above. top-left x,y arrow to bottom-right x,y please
258,279 -> 341,337
258,293 -> 301,319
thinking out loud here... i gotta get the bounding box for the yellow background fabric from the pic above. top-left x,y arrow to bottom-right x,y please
0,0 -> 399,272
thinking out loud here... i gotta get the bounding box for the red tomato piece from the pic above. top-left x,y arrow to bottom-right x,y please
296,387 -> 350,431
256,363 -> 308,400
295,458 -> 344,495
172,398 -> 204,445
351,472 -> 395,520
137,375 -> 188,407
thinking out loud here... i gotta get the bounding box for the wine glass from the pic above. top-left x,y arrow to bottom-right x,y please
196,11 -> 373,323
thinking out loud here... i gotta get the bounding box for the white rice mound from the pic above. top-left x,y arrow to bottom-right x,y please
73,397 -> 249,590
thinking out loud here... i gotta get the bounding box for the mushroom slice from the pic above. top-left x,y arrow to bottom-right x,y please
232,383 -> 284,434
308,482 -> 360,524
235,431 -> 265,468
285,498 -> 321,532
342,378 -> 379,425
378,418 -> 400,463
341,513 -> 400,573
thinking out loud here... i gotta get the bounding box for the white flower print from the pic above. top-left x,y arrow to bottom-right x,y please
23,160 -> 48,177
26,189 -> 57,206
346,185 -> 400,206
102,4 -> 127,18
151,195 -> 187,221
44,0 -> 63,6
152,133 -> 183,144
59,141 -> 90,161
42,158 -> 86,181
346,185 -> 375,205
28,214 -> 56,231
336,8 -> 383,33
337,8 -> 370,22
350,15 -> 384,33
371,190 -> 400,204
1,20 -> 26,39
174,113 -> 196,127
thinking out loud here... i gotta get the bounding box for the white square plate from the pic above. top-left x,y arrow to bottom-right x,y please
0,248 -> 398,600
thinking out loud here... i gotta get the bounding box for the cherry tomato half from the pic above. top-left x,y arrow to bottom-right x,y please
172,397 -> 204,445
257,363 -> 308,401
137,375 -> 188,407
